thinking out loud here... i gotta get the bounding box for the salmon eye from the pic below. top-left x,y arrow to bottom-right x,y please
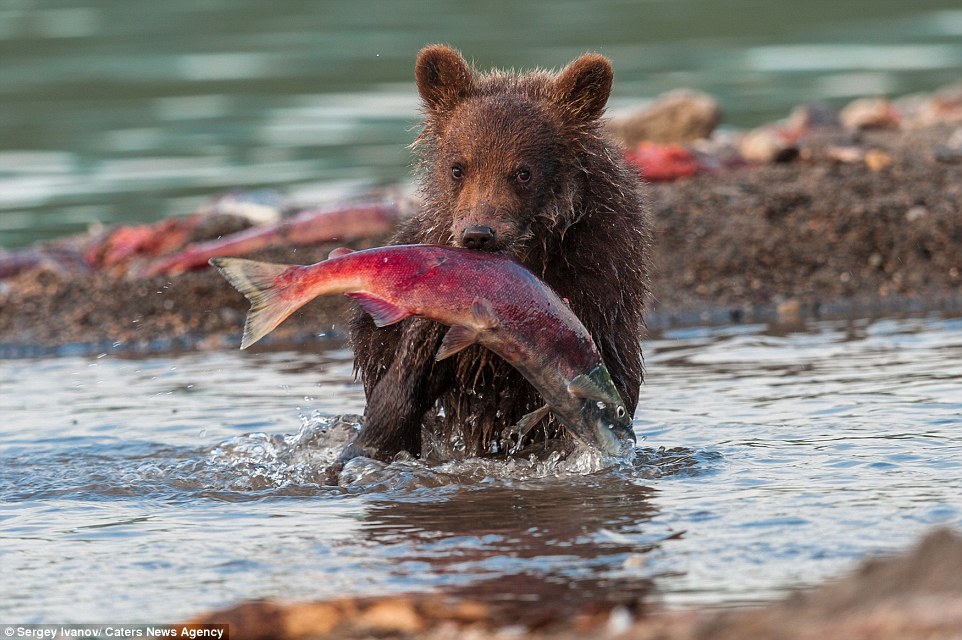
616,406 -> 626,419
451,164 -> 464,180
515,168 -> 531,183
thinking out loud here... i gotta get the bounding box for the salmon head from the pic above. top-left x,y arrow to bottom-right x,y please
566,364 -> 636,456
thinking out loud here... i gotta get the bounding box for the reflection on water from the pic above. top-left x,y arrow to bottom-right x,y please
359,479 -> 661,616
2,1 -> 962,246
1,315 -> 960,622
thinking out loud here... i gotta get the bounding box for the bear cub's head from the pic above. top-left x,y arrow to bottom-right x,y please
415,45 -> 614,256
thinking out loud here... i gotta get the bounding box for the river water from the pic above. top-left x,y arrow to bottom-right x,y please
2,315 -> 960,622
3,0 -> 962,625
3,0 -> 962,246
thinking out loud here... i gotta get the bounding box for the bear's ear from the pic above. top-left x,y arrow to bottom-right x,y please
416,45 -> 474,113
553,53 -> 613,122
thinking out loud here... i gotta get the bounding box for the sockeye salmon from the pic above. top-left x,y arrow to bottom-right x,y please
209,245 -> 636,456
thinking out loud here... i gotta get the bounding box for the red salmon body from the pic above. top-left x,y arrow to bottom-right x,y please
211,245 -> 635,456
305,246 -> 596,370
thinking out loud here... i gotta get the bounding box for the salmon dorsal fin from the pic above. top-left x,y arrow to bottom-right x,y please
346,292 -> 410,327
567,371 -> 614,403
328,247 -> 354,259
435,325 -> 477,361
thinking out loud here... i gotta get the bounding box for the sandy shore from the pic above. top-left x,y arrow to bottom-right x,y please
1,115 -> 961,356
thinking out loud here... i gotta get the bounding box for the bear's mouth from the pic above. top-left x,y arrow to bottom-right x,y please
447,219 -> 536,265
458,223 -> 499,252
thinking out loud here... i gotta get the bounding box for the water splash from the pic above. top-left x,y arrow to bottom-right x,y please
200,414 -> 362,491
195,416 -> 666,494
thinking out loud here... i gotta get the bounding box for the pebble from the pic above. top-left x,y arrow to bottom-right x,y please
905,206 -> 928,222
739,127 -> 798,164
864,149 -> 893,171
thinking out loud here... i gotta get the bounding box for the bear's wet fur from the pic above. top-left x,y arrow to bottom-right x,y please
348,45 -> 650,460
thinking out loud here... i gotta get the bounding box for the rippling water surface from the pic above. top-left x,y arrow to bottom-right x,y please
2,315 -> 960,622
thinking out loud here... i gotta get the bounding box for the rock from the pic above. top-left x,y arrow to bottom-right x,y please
933,127 -> 962,164
864,148 -> 893,171
825,145 -> 866,164
775,298 -> 802,324
905,205 -> 928,222
911,83 -> 962,127
823,145 -> 892,171
840,97 -> 902,130
607,89 -> 722,146
183,596 -> 494,640
697,527 -> 962,640
786,103 -> 842,132
738,127 -> 798,163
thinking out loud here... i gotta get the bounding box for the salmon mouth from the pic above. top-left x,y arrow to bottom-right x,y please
566,405 -> 635,457
594,417 -> 637,457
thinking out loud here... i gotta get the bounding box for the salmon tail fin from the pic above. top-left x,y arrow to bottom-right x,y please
209,257 -> 304,349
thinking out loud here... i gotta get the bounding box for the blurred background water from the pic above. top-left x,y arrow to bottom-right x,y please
2,0 -> 962,247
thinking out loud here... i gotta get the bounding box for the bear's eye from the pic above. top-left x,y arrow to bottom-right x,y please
451,164 -> 464,180
515,168 -> 531,183
616,406 -> 626,419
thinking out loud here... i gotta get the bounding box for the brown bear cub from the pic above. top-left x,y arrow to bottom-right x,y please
347,45 -> 649,462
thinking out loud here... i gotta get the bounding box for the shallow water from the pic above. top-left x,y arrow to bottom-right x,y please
2,315 -> 961,622
3,0 -> 962,246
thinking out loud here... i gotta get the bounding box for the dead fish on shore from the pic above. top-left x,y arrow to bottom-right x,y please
210,245 -> 636,457
139,201 -> 400,278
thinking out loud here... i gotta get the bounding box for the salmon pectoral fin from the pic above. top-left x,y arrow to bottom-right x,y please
516,404 -> 551,438
504,404 -> 552,454
435,325 -> 479,361
209,257 -> 304,350
346,292 -> 411,327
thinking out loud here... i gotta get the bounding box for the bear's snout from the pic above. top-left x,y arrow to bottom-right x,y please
460,224 -> 497,251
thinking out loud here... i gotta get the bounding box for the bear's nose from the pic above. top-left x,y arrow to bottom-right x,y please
461,225 -> 497,251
